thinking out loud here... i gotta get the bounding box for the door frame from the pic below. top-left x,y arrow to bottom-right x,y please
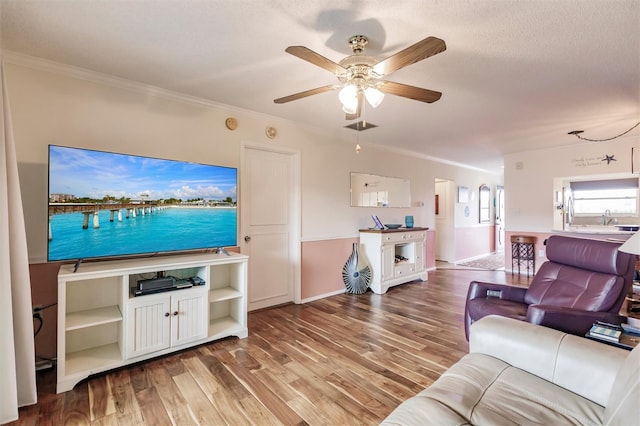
240,141 -> 301,305
495,185 -> 505,253
435,178 -> 456,263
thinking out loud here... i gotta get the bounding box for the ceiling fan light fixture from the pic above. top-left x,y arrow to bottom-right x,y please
342,103 -> 357,114
364,87 -> 384,108
339,84 -> 358,113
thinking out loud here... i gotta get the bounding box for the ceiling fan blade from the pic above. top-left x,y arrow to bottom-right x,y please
378,81 -> 442,103
345,92 -> 364,120
373,36 -> 446,76
285,46 -> 347,75
274,85 -> 338,104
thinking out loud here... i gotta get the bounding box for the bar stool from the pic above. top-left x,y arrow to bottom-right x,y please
511,235 -> 536,276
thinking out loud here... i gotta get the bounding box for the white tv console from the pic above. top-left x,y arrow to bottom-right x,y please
359,228 -> 428,294
56,252 -> 248,393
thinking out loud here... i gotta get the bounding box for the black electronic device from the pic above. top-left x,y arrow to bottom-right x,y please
137,276 -> 176,292
133,275 -> 207,296
190,276 -> 206,286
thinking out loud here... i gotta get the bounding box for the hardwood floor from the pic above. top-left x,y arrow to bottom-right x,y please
13,268 -> 528,426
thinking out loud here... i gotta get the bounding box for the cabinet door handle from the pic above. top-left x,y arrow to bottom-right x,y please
173,311 -> 179,316
164,312 -> 170,317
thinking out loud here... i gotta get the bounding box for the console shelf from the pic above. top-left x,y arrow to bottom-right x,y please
209,287 -> 243,302
209,317 -> 244,338
65,306 -> 122,331
65,343 -> 123,376
57,252 -> 248,393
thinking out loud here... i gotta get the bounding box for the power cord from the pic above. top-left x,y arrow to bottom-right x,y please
33,303 -> 58,371
33,302 -> 57,337
33,312 -> 43,336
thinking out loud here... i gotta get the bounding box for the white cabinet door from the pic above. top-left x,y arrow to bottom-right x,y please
127,290 -> 207,359
171,290 -> 207,347
127,295 -> 171,359
381,244 -> 395,282
414,242 -> 425,272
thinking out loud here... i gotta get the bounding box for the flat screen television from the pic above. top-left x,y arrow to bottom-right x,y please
47,145 -> 237,262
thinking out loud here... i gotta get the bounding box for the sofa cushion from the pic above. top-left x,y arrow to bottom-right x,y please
382,352 -> 605,426
471,365 -> 604,426
470,315 -> 626,405
379,395 -> 472,426
381,352 -> 507,425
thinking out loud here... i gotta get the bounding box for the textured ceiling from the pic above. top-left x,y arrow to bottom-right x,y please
1,0 -> 639,173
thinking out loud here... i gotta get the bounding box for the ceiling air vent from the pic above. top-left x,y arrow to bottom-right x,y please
345,121 -> 377,131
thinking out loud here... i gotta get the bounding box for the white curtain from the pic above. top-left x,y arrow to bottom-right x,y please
0,61 -> 37,423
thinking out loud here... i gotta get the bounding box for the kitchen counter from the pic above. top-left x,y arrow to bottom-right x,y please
554,226 -> 636,237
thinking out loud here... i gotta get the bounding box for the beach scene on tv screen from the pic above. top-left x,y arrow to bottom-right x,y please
48,145 -> 237,261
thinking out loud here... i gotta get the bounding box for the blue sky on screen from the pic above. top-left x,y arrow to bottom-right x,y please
49,145 -> 237,201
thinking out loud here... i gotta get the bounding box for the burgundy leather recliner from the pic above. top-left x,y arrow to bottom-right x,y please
464,235 -> 636,340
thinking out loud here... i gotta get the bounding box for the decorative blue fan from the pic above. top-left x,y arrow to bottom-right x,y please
342,243 -> 372,294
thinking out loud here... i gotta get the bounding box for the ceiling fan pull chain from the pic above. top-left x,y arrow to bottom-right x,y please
362,95 -> 367,128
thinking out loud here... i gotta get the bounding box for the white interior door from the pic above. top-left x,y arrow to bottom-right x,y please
435,179 -> 455,262
241,143 -> 300,311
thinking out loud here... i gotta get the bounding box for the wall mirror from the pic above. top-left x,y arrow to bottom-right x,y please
350,172 -> 411,207
479,184 -> 491,223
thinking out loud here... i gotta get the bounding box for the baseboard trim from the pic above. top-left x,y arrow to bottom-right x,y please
300,288 -> 346,304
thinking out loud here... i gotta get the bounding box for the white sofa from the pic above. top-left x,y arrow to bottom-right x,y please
382,315 -> 639,426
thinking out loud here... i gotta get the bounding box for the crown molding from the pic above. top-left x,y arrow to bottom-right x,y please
1,49 -> 250,113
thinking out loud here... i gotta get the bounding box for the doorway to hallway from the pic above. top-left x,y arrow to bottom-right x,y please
435,178 -> 455,263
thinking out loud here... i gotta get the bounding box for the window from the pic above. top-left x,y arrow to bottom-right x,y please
571,178 -> 638,215
479,185 -> 491,223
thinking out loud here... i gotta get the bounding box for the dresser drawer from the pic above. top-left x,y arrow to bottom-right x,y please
394,262 -> 416,277
381,231 -> 425,243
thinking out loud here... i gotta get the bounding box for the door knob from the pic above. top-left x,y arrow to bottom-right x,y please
244,236 -> 251,242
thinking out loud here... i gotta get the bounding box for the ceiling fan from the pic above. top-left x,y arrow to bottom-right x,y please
274,35 -> 446,120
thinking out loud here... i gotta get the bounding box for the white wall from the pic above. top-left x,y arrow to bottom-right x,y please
504,135 -> 638,233
4,57 -> 501,263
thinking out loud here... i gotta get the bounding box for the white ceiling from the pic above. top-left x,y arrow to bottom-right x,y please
1,0 -> 638,173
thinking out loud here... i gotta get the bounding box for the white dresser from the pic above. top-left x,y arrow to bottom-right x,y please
359,228 -> 428,294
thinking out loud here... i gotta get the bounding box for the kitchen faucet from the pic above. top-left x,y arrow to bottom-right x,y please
602,209 -> 617,225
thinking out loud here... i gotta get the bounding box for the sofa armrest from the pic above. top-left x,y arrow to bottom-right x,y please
470,315 -> 628,406
526,304 -> 626,336
467,281 -> 527,303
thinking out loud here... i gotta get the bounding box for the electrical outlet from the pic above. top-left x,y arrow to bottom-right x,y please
33,305 -> 44,324
538,249 -> 545,257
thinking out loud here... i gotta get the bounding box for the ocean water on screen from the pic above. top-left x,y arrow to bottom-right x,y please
48,207 -> 237,261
